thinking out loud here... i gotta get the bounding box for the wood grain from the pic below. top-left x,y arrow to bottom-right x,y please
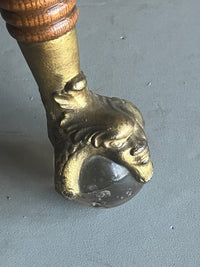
0,0 -> 78,43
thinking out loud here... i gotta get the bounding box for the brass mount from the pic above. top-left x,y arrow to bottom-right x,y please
0,0 -> 153,208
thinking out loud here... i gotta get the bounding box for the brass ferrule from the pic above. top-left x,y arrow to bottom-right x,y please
18,28 -> 80,118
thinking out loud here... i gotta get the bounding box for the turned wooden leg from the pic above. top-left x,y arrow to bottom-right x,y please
0,0 -> 153,208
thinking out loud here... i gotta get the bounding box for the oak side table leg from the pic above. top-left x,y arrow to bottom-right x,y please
0,0 -> 153,208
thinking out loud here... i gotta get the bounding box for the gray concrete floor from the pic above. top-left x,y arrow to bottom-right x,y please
0,0 -> 200,266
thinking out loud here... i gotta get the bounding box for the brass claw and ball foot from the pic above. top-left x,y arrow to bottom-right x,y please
52,73 -> 153,208
0,0 -> 153,208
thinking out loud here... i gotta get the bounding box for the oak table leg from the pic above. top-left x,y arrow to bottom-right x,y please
0,0 -> 153,208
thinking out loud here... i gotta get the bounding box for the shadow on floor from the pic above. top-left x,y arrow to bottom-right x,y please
0,138 -> 53,184
0,138 -> 93,214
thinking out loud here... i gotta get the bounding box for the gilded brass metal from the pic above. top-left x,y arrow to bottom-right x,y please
0,0 -> 153,207
18,28 -> 153,204
53,72 -> 153,199
19,28 -> 80,119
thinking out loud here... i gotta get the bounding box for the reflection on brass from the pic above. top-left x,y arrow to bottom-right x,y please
52,72 -> 153,198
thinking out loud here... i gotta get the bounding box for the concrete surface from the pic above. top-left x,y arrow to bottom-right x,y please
0,0 -> 200,266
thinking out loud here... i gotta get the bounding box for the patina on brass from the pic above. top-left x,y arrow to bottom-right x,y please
18,28 -> 153,202
0,0 -> 153,207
